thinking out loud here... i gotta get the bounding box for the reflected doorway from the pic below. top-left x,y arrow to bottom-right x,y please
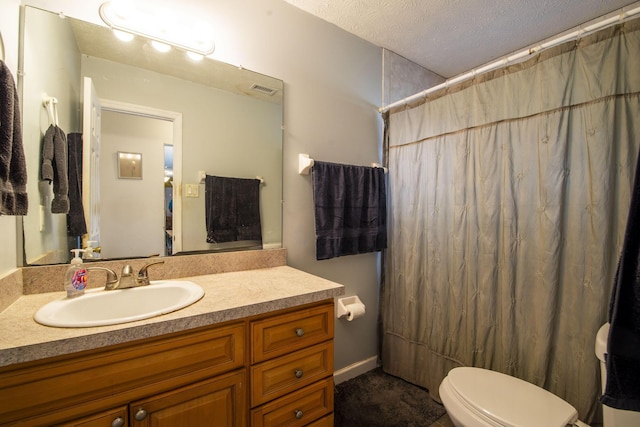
98,99 -> 183,258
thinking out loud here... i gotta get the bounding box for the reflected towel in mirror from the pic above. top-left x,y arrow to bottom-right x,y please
66,132 -> 87,236
41,124 -> 69,213
205,175 -> 262,244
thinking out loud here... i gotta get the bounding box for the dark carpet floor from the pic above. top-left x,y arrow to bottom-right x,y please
334,368 -> 447,427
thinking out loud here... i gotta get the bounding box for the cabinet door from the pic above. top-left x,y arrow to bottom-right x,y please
130,370 -> 245,427
59,406 -> 128,427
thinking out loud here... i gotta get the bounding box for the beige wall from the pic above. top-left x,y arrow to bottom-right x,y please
5,0 -> 384,372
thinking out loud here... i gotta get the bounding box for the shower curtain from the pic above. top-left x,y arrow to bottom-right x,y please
381,19 -> 640,422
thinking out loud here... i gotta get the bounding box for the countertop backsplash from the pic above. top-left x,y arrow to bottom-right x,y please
0,248 -> 287,312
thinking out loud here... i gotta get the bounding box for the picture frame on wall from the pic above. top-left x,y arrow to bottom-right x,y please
117,151 -> 143,179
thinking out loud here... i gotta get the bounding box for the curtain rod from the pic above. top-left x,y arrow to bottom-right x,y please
379,3 -> 640,113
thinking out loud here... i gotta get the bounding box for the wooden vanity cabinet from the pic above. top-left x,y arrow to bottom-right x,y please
249,303 -> 335,427
0,322 -> 245,426
0,300 -> 335,427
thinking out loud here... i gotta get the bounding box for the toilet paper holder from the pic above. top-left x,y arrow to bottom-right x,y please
337,295 -> 365,319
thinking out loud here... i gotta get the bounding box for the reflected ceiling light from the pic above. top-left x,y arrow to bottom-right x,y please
99,1 -> 215,56
113,29 -> 134,42
151,40 -> 171,53
186,51 -> 204,61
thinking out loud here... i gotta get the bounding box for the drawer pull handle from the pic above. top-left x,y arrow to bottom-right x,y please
295,328 -> 305,337
295,369 -> 304,378
111,417 -> 125,427
294,409 -> 304,419
135,408 -> 148,421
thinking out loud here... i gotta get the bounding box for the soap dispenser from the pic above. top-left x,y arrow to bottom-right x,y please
65,249 -> 87,298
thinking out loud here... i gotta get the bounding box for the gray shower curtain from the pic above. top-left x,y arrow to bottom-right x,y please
381,19 -> 640,422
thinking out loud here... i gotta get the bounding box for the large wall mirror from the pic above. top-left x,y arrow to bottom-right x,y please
19,6 -> 283,266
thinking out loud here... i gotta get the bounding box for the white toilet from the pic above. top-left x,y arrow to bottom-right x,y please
439,366 -> 589,427
439,322 -> 640,426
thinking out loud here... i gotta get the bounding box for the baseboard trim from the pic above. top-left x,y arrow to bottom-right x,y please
333,356 -> 379,385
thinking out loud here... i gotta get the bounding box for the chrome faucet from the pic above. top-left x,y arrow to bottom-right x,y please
86,267 -> 119,290
114,260 -> 165,289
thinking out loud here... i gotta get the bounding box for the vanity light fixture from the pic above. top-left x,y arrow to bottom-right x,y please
99,1 -> 215,57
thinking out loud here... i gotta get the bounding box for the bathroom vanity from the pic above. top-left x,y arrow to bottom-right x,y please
0,262 -> 343,426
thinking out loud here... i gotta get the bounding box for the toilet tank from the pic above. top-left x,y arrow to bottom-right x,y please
596,323 -> 640,427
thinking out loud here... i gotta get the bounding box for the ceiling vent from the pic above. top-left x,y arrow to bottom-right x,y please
250,83 -> 278,96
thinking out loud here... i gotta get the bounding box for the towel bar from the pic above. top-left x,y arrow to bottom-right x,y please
298,153 -> 388,175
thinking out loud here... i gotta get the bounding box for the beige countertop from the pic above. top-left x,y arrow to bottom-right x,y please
0,266 -> 344,368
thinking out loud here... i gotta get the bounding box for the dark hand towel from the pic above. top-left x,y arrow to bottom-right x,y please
66,132 -> 87,236
603,149 -> 640,412
41,124 -> 69,214
205,175 -> 262,244
0,60 -> 28,216
312,161 -> 387,260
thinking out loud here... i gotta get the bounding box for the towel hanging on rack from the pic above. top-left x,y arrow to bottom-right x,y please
67,132 -> 87,235
204,175 -> 262,245
603,148 -> 640,411
41,124 -> 69,214
312,160 -> 387,260
0,59 -> 28,216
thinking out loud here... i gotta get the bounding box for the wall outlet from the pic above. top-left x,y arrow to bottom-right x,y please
185,184 -> 199,198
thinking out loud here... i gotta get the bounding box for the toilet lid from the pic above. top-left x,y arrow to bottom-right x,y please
447,367 -> 578,427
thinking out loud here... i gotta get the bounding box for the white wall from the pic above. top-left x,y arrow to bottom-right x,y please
9,0 -> 384,372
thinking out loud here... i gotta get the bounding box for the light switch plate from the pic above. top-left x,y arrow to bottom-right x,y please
185,184 -> 199,198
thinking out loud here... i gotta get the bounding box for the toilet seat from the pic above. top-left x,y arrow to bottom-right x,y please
444,367 -> 579,427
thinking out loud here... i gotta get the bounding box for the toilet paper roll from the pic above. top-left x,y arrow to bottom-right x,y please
345,302 -> 366,321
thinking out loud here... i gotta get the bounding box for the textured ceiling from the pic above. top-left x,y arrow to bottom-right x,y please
283,0 -> 640,78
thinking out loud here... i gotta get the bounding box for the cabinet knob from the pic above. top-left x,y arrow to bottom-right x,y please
295,328 -> 304,337
111,417 -> 125,427
294,409 -> 304,419
134,408 -> 148,421
294,369 -> 304,379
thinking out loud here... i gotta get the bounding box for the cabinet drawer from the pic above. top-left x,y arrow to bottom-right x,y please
251,304 -> 334,364
60,406 -> 128,427
305,414 -> 333,427
250,342 -> 333,407
250,377 -> 333,427
0,323 -> 244,425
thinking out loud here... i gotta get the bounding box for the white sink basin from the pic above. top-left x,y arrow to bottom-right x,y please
34,280 -> 204,328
